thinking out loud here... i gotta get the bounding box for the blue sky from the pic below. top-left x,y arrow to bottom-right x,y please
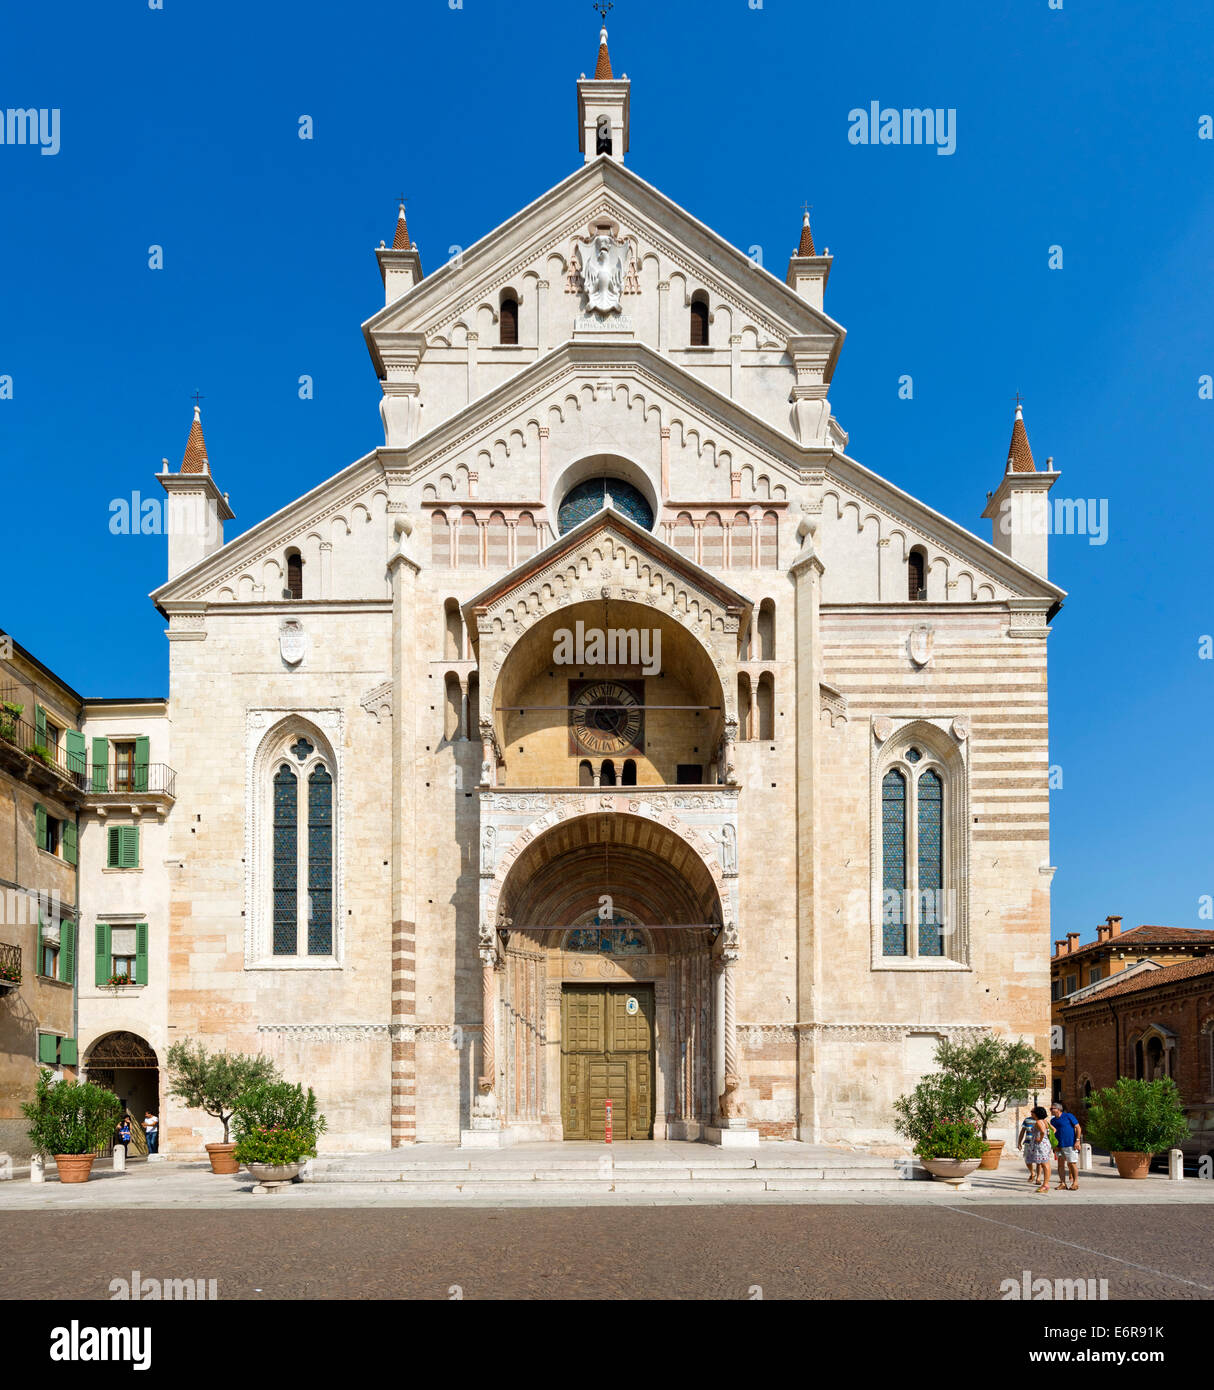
1,0 -> 1211,941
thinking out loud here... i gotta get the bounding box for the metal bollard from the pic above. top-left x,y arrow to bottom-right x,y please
30,1154 -> 44,1184
1079,1142 -> 1092,1171
1168,1148 -> 1184,1181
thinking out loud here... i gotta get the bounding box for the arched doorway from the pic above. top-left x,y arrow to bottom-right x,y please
493,811 -> 724,1141
84,1032 -> 160,1157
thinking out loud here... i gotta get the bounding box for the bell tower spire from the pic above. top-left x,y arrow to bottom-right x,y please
578,3 -> 629,164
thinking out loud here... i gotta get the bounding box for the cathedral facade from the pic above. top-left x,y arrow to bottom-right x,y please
129,28 -> 1063,1153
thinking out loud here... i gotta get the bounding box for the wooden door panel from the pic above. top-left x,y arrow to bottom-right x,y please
561,985 -> 654,1140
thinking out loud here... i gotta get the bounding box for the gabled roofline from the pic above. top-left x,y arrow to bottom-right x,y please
399,337 -> 1064,605
361,155 -> 844,377
460,503 -> 753,633
150,450 -> 383,607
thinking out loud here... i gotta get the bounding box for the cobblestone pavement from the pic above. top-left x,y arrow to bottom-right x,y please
2,1204 -> 1212,1300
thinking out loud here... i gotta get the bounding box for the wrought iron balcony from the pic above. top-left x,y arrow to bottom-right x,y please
0,713 -> 87,794
0,942 -> 21,994
83,762 -> 176,806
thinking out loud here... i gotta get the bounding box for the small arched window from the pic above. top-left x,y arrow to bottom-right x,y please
621,759 -> 637,786
600,760 -> 617,787
285,551 -> 303,600
758,599 -> 776,661
500,295 -> 519,346
908,548 -> 926,601
690,295 -> 710,347
578,760 -> 594,787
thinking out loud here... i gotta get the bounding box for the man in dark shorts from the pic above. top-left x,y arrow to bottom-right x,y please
1050,1101 -> 1082,1190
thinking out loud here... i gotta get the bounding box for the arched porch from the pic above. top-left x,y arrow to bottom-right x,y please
468,801 -> 744,1144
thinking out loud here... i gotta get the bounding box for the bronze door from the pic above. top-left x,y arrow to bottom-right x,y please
560,984 -> 654,1140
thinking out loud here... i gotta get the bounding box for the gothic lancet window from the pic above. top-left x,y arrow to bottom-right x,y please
877,731 -> 965,965
908,548 -> 926,601
255,724 -> 339,965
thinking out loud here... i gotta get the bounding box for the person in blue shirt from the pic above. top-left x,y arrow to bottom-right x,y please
1050,1102 -> 1082,1190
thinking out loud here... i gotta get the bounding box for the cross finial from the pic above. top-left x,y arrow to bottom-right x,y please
190,390 -> 204,412
1015,390 -> 1023,407
801,200 -> 812,218
396,193 -> 408,211
594,0 -> 613,21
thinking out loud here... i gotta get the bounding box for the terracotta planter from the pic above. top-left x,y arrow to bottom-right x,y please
1111,1151 -> 1152,1180
920,1157 -> 983,1182
247,1162 -> 300,1184
205,1142 -> 240,1175
978,1141 -> 1005,1170
54,1154 -> 96,1184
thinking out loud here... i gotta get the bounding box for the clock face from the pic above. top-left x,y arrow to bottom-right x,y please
569,680 -> 644,756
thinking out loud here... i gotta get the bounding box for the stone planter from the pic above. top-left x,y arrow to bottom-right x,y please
54,1154 -> 96,1184
247,1162 -> 301,1184
978,1141 -> 1005,1170
1111,1151 -> 1152,1180
920,1157 -> 983,1184
205,1142 -> 239,1175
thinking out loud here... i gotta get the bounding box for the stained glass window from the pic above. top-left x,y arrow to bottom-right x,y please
917,769 -> 944,956
307,765 -> 333,956
557,478 -> 654,536
881,768 -> 907,956
272,764 -> 298,955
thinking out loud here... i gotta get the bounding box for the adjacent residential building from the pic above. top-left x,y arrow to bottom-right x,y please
1049,918 -> 1214,1101
0,641 -> 84,1161
0,637 -> 173,1162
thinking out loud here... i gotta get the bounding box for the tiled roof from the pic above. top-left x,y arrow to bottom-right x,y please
1059,925 -> 1214,962
594,27 -> 613,79
797,210 -> 815,257
392,201 -> 410,250
180,407 -> 209,475
1063,955 -> 1214,1006
1007,402 -> 1036,473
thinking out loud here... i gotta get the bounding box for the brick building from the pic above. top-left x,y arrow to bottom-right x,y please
1049,919 -> 1214,1100
1060,957 -> 1214,1110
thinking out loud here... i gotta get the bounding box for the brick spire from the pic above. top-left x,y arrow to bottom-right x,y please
1006,396 -> 1036,473
797,208 -> 815,257
594,25 -> 613,78
180,404 -> 210,475
392,199 -> 411,250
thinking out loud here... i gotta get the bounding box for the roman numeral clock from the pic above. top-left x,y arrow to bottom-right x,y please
568,680 -> 644,757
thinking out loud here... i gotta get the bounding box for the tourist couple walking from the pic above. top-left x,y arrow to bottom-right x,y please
1020,1102 -> 1081,1192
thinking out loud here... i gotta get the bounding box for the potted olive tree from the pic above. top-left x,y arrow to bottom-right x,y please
166,1039 -> 280,1173
232,1080 -> 326,1186
22,1070 -> 123,1184
1083,1077 -> 1188,1178
933,1036 -> 1045,1169
893,1072 -> 986,1182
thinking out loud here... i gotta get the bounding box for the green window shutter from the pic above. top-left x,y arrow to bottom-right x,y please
34,704 -> 46,745
65,729 -> 86,778
106,825 -> 121,867
134,736 -> 150,792
60,921 -> 76,984
60,1038 -> 77,1066
120,825 -> 139,869
91,737 -> 109,791
63,819 -> 77,866
135,923 -> 149,985
35,803 -> 46,848
38,1034 -> 57,1065
95,923 -> 111,986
